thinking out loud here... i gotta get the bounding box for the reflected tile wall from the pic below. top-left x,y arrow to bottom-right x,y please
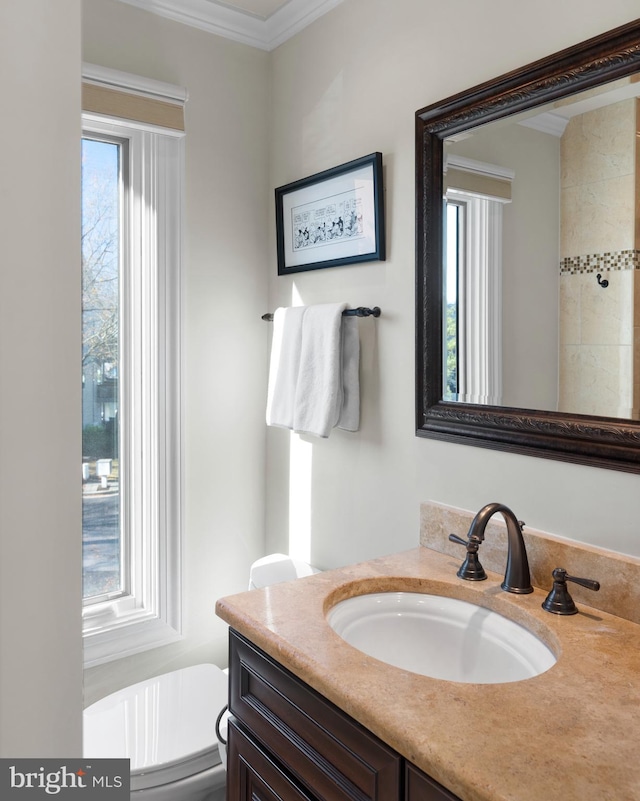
558,98 -> 639,418
561,174 -> 635,256
580,269 -> 632,345
560,100 -> 635,188
561,100 -> 636,257
559,342 -> 633,416
559,273 -> 580,345
560,269 -> 633,345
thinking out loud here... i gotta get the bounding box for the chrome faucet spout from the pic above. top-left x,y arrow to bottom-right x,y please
466,502 -> 533,594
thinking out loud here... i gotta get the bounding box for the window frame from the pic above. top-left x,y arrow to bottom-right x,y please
82,113 -> 184,668
444,198 -> 463,400
445,182 -> 509,406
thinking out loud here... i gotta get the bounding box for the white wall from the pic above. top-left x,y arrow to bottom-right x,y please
82,0 -> 270,702
266,0 -> 640,570
0,0 -> 83,756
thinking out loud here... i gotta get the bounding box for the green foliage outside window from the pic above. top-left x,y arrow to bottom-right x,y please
445,302 -> 457,398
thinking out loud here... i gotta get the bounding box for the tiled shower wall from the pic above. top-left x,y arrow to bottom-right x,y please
559,96 -> 640,418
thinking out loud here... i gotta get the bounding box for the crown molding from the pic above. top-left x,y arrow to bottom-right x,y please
82,62 -> 189,103
444,154 -> 515,182
517,111 -> 569,137
116,0 -> 344,50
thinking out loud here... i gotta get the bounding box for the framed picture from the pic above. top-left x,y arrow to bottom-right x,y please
275,152 -> 385,275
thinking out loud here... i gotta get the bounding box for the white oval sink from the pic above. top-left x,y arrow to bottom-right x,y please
327,592 -> 556,684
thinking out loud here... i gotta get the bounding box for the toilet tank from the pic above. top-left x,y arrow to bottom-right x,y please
248,553 -> 319,590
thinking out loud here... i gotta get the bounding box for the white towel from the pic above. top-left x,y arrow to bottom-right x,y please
266,306 -> 306,430
336,316 -> 360,432
294,302 -> 348,437
265,303 -> 361,438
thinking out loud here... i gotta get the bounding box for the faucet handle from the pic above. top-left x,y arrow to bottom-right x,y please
448,533 -> 487,582
541,567 -> 600,615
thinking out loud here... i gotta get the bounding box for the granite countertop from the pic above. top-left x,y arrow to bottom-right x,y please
215,546 -> 640,801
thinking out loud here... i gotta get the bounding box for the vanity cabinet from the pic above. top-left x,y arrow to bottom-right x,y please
405,764 -> 462,801
227,630 -> 462,801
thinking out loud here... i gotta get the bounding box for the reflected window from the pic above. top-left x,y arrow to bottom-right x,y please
444,201 -> 461,399
443,155 -> 513,405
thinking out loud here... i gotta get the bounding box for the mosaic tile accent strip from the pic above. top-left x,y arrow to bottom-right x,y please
560,249 -> 640,274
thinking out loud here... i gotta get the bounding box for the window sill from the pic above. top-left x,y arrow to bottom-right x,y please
83,617 -> 182,668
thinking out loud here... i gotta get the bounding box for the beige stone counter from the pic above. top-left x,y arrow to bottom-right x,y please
215,546 -> 640,801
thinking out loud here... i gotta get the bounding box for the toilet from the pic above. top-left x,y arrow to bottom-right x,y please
83,554 -> 319,800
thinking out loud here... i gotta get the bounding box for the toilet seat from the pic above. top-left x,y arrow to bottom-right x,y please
83,664 -> 228,792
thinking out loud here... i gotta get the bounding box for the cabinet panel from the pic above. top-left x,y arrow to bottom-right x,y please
227,718 -> 316,801
406,763 -> 462,801
229,630 -> 401,801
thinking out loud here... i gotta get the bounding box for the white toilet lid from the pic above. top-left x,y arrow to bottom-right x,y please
83,664 -> 228,790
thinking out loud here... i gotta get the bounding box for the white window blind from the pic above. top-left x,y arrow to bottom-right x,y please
82,63 -> 187,131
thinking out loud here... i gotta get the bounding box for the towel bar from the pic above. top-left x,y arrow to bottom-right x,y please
262,306 -> 380,322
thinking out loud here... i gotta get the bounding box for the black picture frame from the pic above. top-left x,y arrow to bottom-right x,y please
275,152 -> 385,275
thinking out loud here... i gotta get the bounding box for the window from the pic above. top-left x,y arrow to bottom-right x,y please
82,136 -> 122,600
81,70 -> 185,667
444,200 -> 462,400
443,155 -> 513,406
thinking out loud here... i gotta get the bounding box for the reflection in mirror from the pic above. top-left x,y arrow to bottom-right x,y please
443,76 -> 640,419
443,155 -> 511,406
415,19 -> 640,473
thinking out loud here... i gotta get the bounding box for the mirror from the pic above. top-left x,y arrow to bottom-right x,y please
443,74 -> 640,419
416,19 -> 640,473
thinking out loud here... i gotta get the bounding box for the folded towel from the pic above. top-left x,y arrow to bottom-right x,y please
266,306 -> 306,430
265,303 -> 361,438
336,316 -> 360,432
294,302 -> 348,437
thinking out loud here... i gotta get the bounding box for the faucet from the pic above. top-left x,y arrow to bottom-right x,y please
449,502 -> 533,594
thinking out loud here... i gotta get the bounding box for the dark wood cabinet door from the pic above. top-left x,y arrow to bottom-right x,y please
229,630 -> 401,801
227,630 -> 462,801
405,763 -> 463,801
227,718 -> 317,801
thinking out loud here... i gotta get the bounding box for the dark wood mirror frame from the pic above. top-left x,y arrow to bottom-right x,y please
416,18 -> 640,474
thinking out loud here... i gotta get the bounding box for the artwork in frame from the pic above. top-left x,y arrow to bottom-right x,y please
275,152 -> 385,275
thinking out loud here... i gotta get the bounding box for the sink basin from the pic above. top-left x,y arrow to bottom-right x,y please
326,592 -> 556,684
